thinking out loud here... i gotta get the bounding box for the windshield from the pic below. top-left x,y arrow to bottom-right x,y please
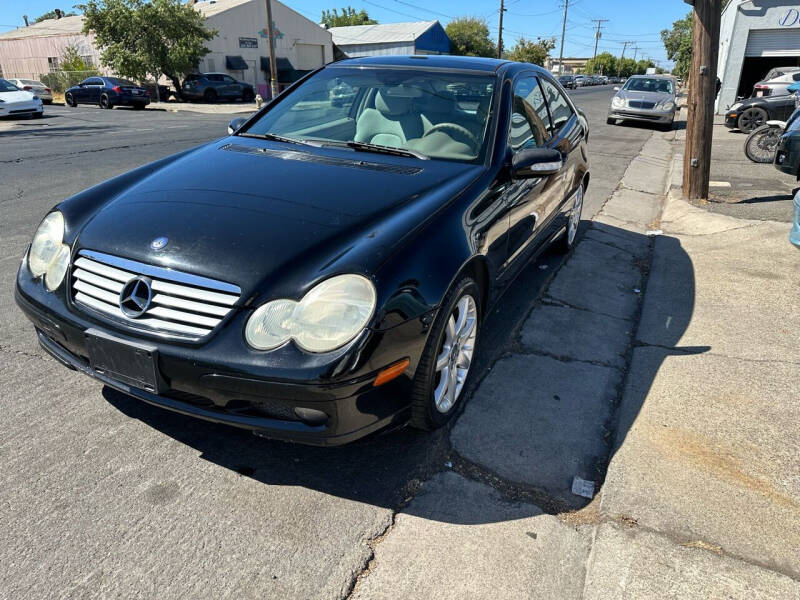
623,77 -> 674,95
0,79 -> 20,92
241,66 -> 496,163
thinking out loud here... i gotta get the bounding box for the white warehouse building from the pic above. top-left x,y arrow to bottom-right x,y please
718,0 -> 800,112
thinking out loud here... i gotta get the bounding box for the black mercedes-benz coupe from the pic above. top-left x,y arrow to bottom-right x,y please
16,56 -> 589,446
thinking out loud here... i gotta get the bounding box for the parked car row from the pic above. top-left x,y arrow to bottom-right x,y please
0,78 -> 44,119
724,67 -> 800,133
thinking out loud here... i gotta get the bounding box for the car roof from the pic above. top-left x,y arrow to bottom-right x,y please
629,74 -> 673,79
332,55 -> 511,73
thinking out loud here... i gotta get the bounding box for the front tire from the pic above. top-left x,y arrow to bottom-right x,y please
737,107 -> 767,133
744,124 -> 781,163
410,277 -> 480,430
65,93 -> 76,107
204,89 -> 217,103
607,117 -> 616,125
241,88 -> 254,103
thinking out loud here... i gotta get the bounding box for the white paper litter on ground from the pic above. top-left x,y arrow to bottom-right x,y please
572,477 -> 595,499
646,229 -> 663,236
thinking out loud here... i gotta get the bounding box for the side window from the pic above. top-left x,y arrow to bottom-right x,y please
207,74 -> 222,82
509,76 -> 551,152
540,78 -> 575,134
223,75 -> 236,83
90,78 -> 104,86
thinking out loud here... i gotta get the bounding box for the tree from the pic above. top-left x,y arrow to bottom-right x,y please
34,9 -> 78,22
584,51 -> 617,76
321,7 -> 376,27
635,59 -> 656,74
661,13 -> 692,80
79,0 -> 216,99
505,37 -> 555,66
446,17 -> 495,58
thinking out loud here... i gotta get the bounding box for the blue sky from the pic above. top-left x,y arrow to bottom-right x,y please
2,1 -> 689,67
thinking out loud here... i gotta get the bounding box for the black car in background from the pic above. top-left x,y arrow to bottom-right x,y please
558,75 -> 576,89
16,55 -> 589,446
65,77 -> 150,109
724,94 -> 798,133
181,72 -> 255,103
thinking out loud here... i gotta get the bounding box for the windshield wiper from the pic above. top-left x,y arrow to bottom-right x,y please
237,132 -> 321,147
344,141 -> 428,160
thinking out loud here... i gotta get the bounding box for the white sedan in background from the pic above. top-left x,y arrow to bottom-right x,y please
6,78 -> 53,103
0,78 -> 43,119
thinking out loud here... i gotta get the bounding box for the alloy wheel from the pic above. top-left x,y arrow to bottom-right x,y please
567,185 -> 584,246
739,107 -> 766,132
433,294 -> 477,413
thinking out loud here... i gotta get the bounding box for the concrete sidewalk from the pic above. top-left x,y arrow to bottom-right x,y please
347,126 -> 800,597
147,101 -> 257,115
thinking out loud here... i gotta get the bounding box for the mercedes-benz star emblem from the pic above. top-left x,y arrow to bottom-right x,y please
150,236 -> 168,250
119,277 -> 153,318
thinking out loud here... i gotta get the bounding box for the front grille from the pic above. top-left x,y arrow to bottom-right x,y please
71,249 -> 241,340
616,111 -> 662,121
628,100 -> 656,109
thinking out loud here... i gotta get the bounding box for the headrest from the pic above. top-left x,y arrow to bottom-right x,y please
375,86 -> 422,115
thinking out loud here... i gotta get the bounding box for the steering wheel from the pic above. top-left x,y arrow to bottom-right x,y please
422,122 -> 479,149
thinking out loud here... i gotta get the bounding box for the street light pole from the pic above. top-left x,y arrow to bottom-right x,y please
265,0 -> 279,99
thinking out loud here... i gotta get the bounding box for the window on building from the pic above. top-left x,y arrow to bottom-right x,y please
0,63 -> 4,78
206,58 -> 215,72
48,57 -> 60,72
81,55 -> 94,67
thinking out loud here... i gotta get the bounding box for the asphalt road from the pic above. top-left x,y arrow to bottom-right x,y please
0,87 -> 654,599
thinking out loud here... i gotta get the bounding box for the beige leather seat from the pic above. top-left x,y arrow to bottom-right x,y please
354,89 -> 424,147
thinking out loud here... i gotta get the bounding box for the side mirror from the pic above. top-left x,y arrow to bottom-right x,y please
227,117 -> 247,135
613,86 -> 620,91
511,148 -> 563,178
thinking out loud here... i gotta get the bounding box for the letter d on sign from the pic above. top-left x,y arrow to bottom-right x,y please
779,8 -> 799,27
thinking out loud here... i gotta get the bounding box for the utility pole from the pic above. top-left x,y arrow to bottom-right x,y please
683,0 -> 722,201
632,45 -> 639,63
265,0 -> 279,99
557,0 -> 569,75
497,0 -> 506,59
591,18 -> 609,73
618,40 -> 633,76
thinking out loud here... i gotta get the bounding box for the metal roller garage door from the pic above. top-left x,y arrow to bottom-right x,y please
745,29 -> 800,57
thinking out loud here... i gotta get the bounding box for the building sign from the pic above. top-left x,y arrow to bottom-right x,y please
259,22 -> 284,40
239,37 -> 258,48
779,8 -> 799,27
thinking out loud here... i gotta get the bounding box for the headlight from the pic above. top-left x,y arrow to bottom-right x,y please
611,96 -> 625,108
28,211 -> 70,291
728,102 -> 743,112
245,274 -> 377,353
658,100 -> 676,111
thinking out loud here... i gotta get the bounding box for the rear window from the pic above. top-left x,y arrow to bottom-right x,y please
0,79 -> 19,92
20,79 -> 42,86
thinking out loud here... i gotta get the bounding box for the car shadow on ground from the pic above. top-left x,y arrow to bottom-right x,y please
102,222 -> 698,523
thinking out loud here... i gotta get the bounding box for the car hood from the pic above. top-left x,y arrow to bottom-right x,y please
616,89 -> 673,104
0,90 -> 36,103
75,137 -> 482,299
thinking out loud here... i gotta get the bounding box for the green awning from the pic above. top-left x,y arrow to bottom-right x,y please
226,55 -> 248,70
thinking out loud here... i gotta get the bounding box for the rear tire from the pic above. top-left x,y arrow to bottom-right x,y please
409,277 -> 481,430
100,95 -> 113,109
553,183 -> 584,253
133,103 -> 146,110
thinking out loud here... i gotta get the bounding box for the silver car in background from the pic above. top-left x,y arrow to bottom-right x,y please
607,74 -> 678,130
6,78 -> 53,104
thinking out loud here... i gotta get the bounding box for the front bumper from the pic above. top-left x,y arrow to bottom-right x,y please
15,264 -> 431,446
0,99 -> 43,117
724,112 -> 738,128
608,106 -> 674,124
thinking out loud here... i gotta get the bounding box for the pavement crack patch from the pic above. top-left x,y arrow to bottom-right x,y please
541,296 -> 634,323
510,346 -> 623,371
633,341 -> 800,366
0,344 -> 46,362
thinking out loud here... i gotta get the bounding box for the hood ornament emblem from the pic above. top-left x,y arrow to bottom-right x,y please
150,236 -> 168,250
119,277 -> 153,318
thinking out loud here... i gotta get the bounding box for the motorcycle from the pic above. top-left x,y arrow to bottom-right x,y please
744,82 -> 800,163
